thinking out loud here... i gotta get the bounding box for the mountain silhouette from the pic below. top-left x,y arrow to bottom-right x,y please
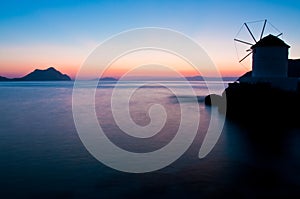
0,76 -> 10,81
0,67 -> 71,81
99,77 -> 118,81
186,76 -> 238,81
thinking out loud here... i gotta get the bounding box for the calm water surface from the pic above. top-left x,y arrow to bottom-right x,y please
0,81 -> 300,199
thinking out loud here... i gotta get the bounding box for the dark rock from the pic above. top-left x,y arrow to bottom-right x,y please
237,71 -> 252,81
204,94 -> 223,106
288,59 -> 300,77
223,82 -> 300,127
205,58 -> 300,129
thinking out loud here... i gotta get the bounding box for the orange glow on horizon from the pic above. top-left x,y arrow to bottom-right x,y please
0,61 -> 247,80
97,49 -> 245,79
0,46 -> 248,79
0,66 -> 247,80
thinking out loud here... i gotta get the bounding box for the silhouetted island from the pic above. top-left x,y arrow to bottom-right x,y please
0,67 -> 71,81
0,76 -> 10,81
99,77 -> 118,81
186,76 -> 238,81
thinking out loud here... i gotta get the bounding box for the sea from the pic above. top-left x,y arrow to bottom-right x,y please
0,81 -> 300,199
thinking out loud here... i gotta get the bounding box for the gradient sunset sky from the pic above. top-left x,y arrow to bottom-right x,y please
1,0 -> 300,79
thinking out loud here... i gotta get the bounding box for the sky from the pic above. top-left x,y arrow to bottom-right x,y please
0,0 -> 300,79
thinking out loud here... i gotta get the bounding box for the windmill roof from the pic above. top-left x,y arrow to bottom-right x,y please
251,34 -> 290,49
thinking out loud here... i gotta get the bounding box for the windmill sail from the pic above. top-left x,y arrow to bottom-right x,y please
234,19 -> 283,66
239,51 -> 252,63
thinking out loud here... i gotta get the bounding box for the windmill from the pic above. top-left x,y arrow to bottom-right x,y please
234,20 -> 283,68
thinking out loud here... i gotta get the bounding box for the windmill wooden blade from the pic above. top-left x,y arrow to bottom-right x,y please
239,51 -> 252,63
234,39 -> 253,46
244,23 -> 257,43
260,19 -> 267,39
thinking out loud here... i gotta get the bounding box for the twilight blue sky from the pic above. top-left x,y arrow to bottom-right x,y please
1,0 -> 300,78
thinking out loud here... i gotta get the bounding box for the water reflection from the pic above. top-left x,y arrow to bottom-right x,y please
0,82 -> 299,198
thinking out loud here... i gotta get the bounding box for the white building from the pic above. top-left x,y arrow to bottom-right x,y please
252,34 -> 289,78
240,34 -> 298,91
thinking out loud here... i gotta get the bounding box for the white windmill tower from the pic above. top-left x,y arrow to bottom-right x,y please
234,20 -> 298,91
